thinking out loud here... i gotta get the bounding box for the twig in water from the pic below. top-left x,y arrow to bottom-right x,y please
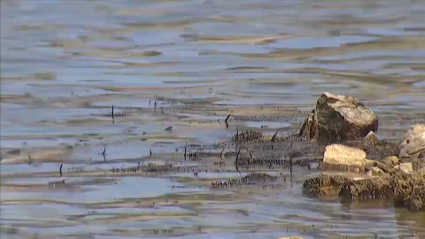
271,129 -> 279,142
59,164 -> 63,177
111,105 -> 115,124
184,142 -> 187,160
235,129 -> 239,141
154,101 -> 157,112
28,154 -> 32,165
100,145 -> 107,161
224,114 -> 231,128
219,148 -> 225,159
235,149 -> 241,174
150,149 -> 152,158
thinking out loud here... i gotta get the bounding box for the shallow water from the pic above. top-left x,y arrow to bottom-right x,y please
1,0 -> 425,238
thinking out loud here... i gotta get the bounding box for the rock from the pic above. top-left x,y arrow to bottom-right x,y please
303,171 -> 425,211
399,124 -> 425,160
299,92 -> 378,143
302,172 -> 376,197
398,124 -> 425,171
365,159 -> 393,174
383,156 -> 400,166
233,130 -> 263,143
339,176 -> 390,201
344,131 -> 399,160
323,144 -> 367,172
367,167 -> 385,176
391,171 -> 425,211
363,131 -> 379,146
394,162 -> 414,174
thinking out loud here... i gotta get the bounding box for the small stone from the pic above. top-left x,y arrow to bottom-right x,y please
383,156 -> 400,166
398,162 -> 414,174
363,131 -> 379,146
369,167 -> 385,176
324,144 -> 367,166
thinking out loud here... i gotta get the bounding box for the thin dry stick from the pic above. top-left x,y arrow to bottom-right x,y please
224,114 -> 231,128
219,148 -> 225,159
59,164 -> 63,177
235,149 -> 241,174
101,145 -> 107,161
184,142 -> 187,160
111,105 -> 114,118
271,129 -> 279,142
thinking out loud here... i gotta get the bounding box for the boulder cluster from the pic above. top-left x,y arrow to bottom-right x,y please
300,92 -> 425,211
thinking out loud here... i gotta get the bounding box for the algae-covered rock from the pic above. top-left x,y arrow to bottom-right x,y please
302,173 -> 350,197
299,92 -> 378,143
339,176 -> 390,200
302,171 -> 425,211
233,130 -> 263,143
390,171 -> 425,211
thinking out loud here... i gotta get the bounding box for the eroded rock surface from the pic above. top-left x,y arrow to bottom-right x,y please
323,144 -> 367,167
299,92 -> 378,143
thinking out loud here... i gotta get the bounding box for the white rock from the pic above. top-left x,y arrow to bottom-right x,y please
324,144 -> 367,166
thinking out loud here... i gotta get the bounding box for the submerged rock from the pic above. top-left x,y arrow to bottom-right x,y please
233,130 -> 263,143
211,173 -> 279,188
299,92 -> 378,143
302,171 -> 425,211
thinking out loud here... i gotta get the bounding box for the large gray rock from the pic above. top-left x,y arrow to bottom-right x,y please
299,92 -> 378,143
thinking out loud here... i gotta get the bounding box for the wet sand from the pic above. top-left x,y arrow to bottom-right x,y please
1,0 -> 425,238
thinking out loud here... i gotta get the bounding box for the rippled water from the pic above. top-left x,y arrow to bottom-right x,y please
1,0 -> 425,238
